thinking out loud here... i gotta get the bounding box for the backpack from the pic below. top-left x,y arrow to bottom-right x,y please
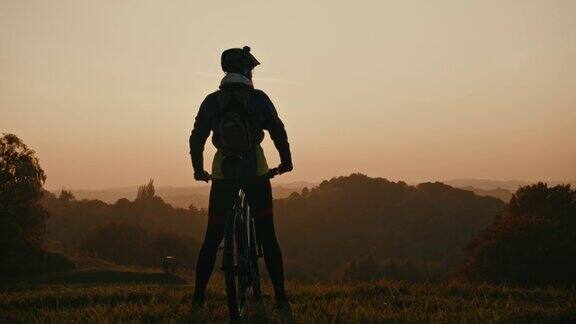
215,90 -> 254,155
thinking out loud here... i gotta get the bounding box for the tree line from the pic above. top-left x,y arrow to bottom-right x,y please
2,133 -> 575,286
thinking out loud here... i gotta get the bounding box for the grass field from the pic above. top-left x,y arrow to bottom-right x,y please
1,273 -> 575,323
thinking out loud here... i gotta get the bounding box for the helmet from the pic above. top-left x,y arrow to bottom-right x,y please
221,46 -> 260,73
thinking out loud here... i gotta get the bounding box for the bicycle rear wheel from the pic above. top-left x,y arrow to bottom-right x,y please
223,204 -> 250,320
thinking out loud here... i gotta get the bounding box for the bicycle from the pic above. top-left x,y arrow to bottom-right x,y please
220,167 -> 282,321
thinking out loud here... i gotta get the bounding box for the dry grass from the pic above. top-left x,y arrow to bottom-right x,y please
1,278 -> 575,323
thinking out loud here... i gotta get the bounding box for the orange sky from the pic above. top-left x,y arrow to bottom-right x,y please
1,0 -> 575,189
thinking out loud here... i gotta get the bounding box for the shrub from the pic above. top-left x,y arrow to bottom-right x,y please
81,223 -> 199,269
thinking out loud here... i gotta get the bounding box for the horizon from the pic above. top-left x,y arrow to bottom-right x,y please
3,1 -> 575,189
45,175 -> 576,192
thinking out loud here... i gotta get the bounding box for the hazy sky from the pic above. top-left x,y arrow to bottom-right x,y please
1,0 -> 575,189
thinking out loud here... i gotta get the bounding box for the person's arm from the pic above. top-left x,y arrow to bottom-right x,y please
189,95 -> 213,181
260,91 -> 293,173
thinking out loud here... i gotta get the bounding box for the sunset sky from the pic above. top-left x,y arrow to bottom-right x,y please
1,0 -> 575,189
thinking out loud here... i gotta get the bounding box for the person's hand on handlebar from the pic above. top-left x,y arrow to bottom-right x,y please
268,162 -> 293,178
194,170 -> 211,182
278,162 -> 293,174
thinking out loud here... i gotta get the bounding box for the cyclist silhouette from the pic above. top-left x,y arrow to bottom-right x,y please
189,46 -> 292,307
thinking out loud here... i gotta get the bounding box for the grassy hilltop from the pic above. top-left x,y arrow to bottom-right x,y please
1,278 -> 575,323
3,134 -> 575,323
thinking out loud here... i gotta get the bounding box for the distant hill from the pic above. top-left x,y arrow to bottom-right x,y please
52,182 -> 316,209
43,191 -> 207,249
275,174 -> 506,280
45,174 -> 510,281
458,186 -> 513,202
58,179 -> 574,208
443,179 -> 576,191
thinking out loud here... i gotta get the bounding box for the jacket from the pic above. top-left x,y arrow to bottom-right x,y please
189,81 -> 291,178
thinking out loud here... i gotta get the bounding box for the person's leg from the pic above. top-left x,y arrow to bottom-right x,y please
193,221 -> 224,302
193,179 -> 236,302
254,214 -> 287,300
243,176 -> 287,301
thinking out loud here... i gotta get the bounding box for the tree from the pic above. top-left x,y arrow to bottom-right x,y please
58,189 -> 75,204
458,183 -> 576,285
136,179 -> 156,201
0,133 -> 49,275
